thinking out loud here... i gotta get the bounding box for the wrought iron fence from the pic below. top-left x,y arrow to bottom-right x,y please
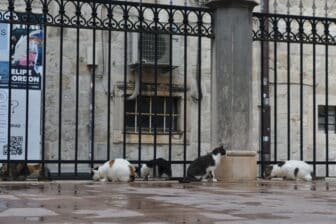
0,0 -> 213,37
0,0 -> 213,179
253,11 -> 336,177
3,0 -> 335,180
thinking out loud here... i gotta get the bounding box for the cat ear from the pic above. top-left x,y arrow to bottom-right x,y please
277,161 -> 285,167
91,167 -> 99,176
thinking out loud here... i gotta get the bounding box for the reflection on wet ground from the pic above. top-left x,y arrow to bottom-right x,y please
0,180 -> 335,223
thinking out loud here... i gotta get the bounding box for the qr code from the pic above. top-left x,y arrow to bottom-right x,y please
3,136 -> 23,156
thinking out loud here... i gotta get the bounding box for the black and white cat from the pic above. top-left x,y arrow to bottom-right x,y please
264,160 -> 313,181
180,145 -> 226,182
137,158 -> 172,180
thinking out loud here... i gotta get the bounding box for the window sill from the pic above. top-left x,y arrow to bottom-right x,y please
112,131 -> 188,145
318,130 -> 336,134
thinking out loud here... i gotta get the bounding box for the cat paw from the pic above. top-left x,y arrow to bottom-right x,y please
212,178 -> 218,182
201,178 -> 208,182
304,176 -> 312,181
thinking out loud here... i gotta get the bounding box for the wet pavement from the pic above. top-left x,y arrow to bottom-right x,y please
0,180 -> 335,224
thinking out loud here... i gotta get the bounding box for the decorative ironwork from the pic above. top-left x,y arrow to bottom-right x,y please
253,12 -> 336,45
0,0 -> 212,179
0,0 -> 214,38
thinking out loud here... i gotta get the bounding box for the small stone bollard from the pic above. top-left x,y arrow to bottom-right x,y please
214,151 -> 257,181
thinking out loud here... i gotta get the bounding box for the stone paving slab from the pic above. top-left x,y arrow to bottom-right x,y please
0,180 -> 335,223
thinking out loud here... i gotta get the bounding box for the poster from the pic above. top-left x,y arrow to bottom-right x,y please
0,22 -> 42,160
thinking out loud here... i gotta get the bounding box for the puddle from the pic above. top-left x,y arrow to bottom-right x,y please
73,208 -> 144,219
236,213 -> 290,220
24,216 -> 44,222
0,208 -> 58,217
201,212 -> 245,221
0,202 -> 7,211
241,201 -> 262,206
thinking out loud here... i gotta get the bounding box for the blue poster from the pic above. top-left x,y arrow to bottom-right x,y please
0,25 -> 42,89
0,23 -> 9,86
0,61 -> 9,83
0,23 -> 8,52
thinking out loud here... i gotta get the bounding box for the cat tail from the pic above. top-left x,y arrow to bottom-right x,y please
166,177 -> 184,182
169,176 -> 200,183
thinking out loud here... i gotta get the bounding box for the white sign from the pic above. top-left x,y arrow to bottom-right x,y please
0,22 -> 42,160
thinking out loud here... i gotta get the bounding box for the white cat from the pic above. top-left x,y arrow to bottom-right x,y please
92,158 -> 136,182
264,160 -> 313,181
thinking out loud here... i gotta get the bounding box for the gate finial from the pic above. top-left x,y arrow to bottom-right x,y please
273,0 -> 277,14
324,0 -> 328,17
299,0 -> 303,16
312,0 -> 316,17
286,0 -> 290,15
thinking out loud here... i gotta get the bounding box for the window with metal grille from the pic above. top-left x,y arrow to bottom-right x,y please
141,33 -> 168,63
126,96 -> 179,133
193,0 -> 208,6
318,105 -> 336,132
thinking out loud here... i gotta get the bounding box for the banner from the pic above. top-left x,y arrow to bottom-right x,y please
0,22 -> 42,160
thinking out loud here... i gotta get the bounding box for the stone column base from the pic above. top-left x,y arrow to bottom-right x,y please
215,151 -> 257,181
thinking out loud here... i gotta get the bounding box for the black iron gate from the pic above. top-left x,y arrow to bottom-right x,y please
0,0 -> 213,179
253,11 -> 336,178
4,1 -> 335,180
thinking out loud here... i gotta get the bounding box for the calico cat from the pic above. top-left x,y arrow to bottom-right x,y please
92,158 -> 136,182
180,145 -> 226,183
0,162 -> 51,181
138,158 -> 172,180
264,160 -> 313,181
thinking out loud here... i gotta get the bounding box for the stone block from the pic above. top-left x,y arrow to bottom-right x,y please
215,150 -> 257,181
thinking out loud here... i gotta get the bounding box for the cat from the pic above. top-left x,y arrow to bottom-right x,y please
28,164 -> 51,181
0,162 -> 51,181
179,145 -> 226,183
91,158 -> 136,182
137,157 -> 172,180
264,160 -> 314,181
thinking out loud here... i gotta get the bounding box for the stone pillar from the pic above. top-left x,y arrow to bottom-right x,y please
207,0 -> 258,151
